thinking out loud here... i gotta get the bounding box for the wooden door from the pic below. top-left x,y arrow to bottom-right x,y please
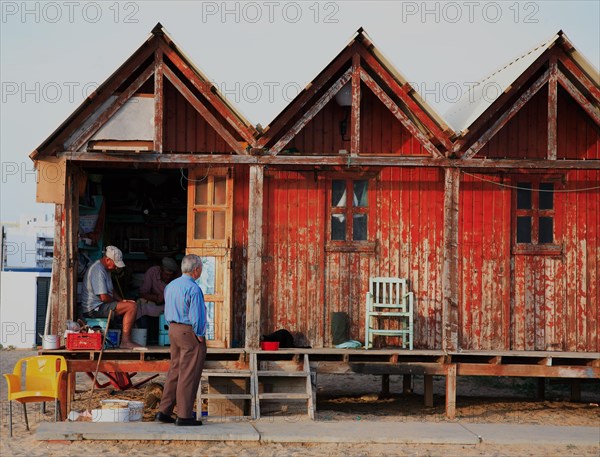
187,167 -> 233,348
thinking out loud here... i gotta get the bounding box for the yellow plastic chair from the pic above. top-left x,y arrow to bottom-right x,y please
3,355 -> 67,437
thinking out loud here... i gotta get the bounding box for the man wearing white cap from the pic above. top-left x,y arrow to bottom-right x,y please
80,245 -> 142,348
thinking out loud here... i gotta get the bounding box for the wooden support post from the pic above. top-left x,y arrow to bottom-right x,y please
547,56 -> 558,160
350,53 -> 361,155
245,165 -> 264,349
445,364 -> 457,419
402,374 -> 412,394
570,379 -> 581,402
535,378 -> 546,400
380,374 -> 390,398
442,167 -> 460,351
154,48 -> 164,152
424,375 -> 434,407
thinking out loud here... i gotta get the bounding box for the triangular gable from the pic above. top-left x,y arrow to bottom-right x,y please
453,31 -> 600,159
30,23 -> 257,160
258,28 -> 454,158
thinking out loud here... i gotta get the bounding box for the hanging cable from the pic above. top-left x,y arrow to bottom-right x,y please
460,170 -> 600,193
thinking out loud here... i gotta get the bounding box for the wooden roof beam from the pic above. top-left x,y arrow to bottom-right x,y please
557,49 -> 600,102
163,65 -> 246,154
462,69 -> 550,159
154,48 -> 164,153
356,46 -> 453,152
270,68 -> 352,154
60,151 -> 600,169
557,71 -> 600,128
360,68 -> 443,158
68,64 -> 155,152
158,41 -> 257,145
350,53 -> 361,155
547,57 -> 558,160
257,45 -> 355,148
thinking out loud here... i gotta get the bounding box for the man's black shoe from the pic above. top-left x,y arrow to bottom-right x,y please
175,417 -> 203,426
155,412 -> 176,423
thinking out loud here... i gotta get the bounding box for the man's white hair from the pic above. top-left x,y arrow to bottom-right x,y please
181,254 -> 202,274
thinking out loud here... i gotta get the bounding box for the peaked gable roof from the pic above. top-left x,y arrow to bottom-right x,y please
257,28 -> 455,157
446,30 -> 600,137
30,23 -> 258,160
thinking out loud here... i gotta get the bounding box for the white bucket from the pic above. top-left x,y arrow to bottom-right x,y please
92,408 -> 129,423
128,401 -> 144,422
42,335 -> 60,350
131,328 -> 147,346
98,399 -> 130,422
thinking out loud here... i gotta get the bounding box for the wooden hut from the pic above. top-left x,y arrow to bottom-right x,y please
32,26 -> 598,356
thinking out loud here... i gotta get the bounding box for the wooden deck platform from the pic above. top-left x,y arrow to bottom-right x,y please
40,347 -> 599,420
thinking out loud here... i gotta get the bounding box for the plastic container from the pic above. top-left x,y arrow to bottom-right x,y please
105,329 -> 121,348
260,341 -> 279,351
66,332 -> 102,350
128,401 -> 144,422
131,328 -> 147,346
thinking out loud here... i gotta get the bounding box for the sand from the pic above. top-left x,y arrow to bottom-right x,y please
1,348 -> 598,456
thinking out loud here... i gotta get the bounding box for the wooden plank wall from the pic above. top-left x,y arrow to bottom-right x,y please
557,86 -> 600,159
287,87 -> 426,155
459,173 -> 511,350
260,167 -> 444,349
163,79 -> 236,154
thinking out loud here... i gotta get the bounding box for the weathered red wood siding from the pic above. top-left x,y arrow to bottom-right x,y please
461,85 -> 599,352
163,79 -> 237,153
557,87 -> 600,159
260,167 -> 444,349
459,173 -> 511,350
286,87 -> 426,155
476,88 -> 548,159
261,171 -> 327,347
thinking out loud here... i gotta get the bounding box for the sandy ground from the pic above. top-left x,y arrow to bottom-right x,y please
1,348 -> 598,456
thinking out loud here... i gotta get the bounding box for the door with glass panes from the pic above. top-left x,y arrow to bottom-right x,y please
186,167 -> 233,348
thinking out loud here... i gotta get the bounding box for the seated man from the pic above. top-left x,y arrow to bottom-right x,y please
136,257 -> 179,319
80,245 -> 142,349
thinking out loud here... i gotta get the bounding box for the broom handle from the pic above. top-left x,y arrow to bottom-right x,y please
87,308 -> 113,412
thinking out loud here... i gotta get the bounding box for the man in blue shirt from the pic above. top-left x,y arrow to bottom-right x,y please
156,254 -> 207,426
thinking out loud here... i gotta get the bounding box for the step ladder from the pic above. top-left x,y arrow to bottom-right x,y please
252,352 -> 314,420
196,354 -> 256,420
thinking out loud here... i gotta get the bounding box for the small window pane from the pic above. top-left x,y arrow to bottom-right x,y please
517,183 -> 532,209
539,217 -> 553,243
353,180 -> 368,207
517,216 -> 531,243
214,176 -> 226,205
194,179 -> 208,205
204,302 -> 215,340
353,214 -> 367,240
213,211 -> 225,239
194,212 -> 208,239
331,214 -> 346,240
197,256 -> 216,294
539,183 -> 554,210
332,180 -> 346,207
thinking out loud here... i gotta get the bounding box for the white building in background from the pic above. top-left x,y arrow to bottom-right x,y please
1,213 -> 54,348
1,213 -> 55,269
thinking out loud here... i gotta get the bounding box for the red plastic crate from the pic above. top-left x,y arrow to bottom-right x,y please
66,332 -> 103,350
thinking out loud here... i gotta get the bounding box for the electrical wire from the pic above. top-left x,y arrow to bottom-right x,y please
460,170 -> 600,193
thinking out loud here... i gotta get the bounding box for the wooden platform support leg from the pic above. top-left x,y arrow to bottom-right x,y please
403,374 -> 412,394
380,374 -> 390,398
535,378 -> 546,400
570,379 -> 581,402
445,364 -> 456,419
424,375 -> 434,407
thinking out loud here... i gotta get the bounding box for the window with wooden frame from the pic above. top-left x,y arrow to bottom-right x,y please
513,177 -> 562,255
326,177 -> 376,252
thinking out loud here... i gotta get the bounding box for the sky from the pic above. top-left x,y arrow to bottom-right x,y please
1,0 -> 599,221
